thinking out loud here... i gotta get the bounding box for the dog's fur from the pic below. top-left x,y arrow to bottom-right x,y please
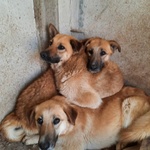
40,25 -> 124,109
0,68 -> 57,142
81,37 -> 121,73
120,109 -> 150,143
19,86 -> 150,150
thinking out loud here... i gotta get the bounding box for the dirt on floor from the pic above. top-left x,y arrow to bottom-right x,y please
0,134 -> 38,150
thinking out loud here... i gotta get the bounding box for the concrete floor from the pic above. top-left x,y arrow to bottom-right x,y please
0,134 -> 38,150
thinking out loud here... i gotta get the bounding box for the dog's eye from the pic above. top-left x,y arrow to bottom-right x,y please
100,50 -> 106,56
37,117 -> 43,125
53,118 -> 60,125
88,49 -> 93,55
58,44 -> 65,50
49,40 -> 53,46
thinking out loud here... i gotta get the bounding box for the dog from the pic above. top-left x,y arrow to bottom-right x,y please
81,37 -> 121,73
40,24 -> 124,109
20,86 -> 150,150
0,68 -> 57,142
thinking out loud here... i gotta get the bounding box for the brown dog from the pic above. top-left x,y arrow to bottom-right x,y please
82,37 -> 121,73
20,87 -> 150,150
40,25 -> 124,109
0,68 -> 57,142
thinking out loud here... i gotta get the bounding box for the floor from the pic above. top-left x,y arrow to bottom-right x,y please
0,134 -> 38,150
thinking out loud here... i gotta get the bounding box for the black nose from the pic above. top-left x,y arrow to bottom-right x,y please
38,141 -> 50,150
40,51 -> 49,60
90,62 -> 98,70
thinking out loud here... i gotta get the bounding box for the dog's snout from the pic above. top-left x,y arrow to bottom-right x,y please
90,62 -> 98,70
40,51 -> 60,64
38,141 -> 50,150
40,51 -> 49,60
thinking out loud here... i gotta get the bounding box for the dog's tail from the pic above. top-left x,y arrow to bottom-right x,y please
0,112 -> 25,142
120,110 -> 150,142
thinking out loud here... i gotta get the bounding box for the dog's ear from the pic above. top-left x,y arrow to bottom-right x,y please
80,38 -> 90,46
63,106 -> 78,125
109,40 -> 121,52
49,24 -> 59,39
27,107 -> 36,126
81,38 -> 93,47
70,39 -> 82,52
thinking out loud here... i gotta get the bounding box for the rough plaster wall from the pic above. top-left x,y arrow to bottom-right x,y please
33,0 -> 58,70
58,0 -> 150,95
0,0 -> 42,121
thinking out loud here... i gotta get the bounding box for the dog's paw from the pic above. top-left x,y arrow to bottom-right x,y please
122,99 -> 131,114
22,134 -> 39,145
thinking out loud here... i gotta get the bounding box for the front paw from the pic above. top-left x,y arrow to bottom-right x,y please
22,134 -> 39,145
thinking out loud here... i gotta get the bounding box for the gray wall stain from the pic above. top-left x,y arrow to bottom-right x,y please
78,0 -> 84,28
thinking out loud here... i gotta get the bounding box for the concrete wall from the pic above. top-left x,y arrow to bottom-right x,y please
58,0 -> 150,95
0,0 -> 58,121
0,0 -> 41,121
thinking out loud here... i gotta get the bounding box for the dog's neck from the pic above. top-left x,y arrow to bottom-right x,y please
52,51 -> 88,89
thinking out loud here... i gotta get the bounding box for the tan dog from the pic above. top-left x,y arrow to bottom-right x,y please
0,68 -> 57,142
20,87 -> 150,150
82,37 -> 121,73
40,25 -> 124,109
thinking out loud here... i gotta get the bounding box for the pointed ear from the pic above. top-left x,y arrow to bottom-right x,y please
109,40 -> 121,52
70,39 -> 82,52
49,24 -> 59,39
81,38 -> 93,47
63,106 -> 78,125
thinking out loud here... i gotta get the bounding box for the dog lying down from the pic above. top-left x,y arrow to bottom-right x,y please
17,87 -> 149,150
40,24 -> 124,109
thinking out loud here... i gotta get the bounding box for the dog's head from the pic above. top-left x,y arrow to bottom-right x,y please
82,37 -> 121,73
29,96 -> 77,150
40,24 -> 82,69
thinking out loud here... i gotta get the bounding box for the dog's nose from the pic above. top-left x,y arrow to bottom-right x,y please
38,141 -> 50,150
90,62 -> 98,70
40,51 -> 49,60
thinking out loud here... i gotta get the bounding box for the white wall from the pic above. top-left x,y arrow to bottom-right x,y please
0,0 -> 42,121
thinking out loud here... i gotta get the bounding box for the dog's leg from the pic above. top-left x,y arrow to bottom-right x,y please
74,90 -> 102,109
120,96 -> 150,143
55,138 -> 84,150
121,110 -> 150,143
0,112 -> 25,142
22,134 -> 39,145
122,96 -> 150,128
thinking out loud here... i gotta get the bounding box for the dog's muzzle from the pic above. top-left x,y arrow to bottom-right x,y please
38,135 -> 58,150
88,61 -> 104,73
40,51 -> 60,64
